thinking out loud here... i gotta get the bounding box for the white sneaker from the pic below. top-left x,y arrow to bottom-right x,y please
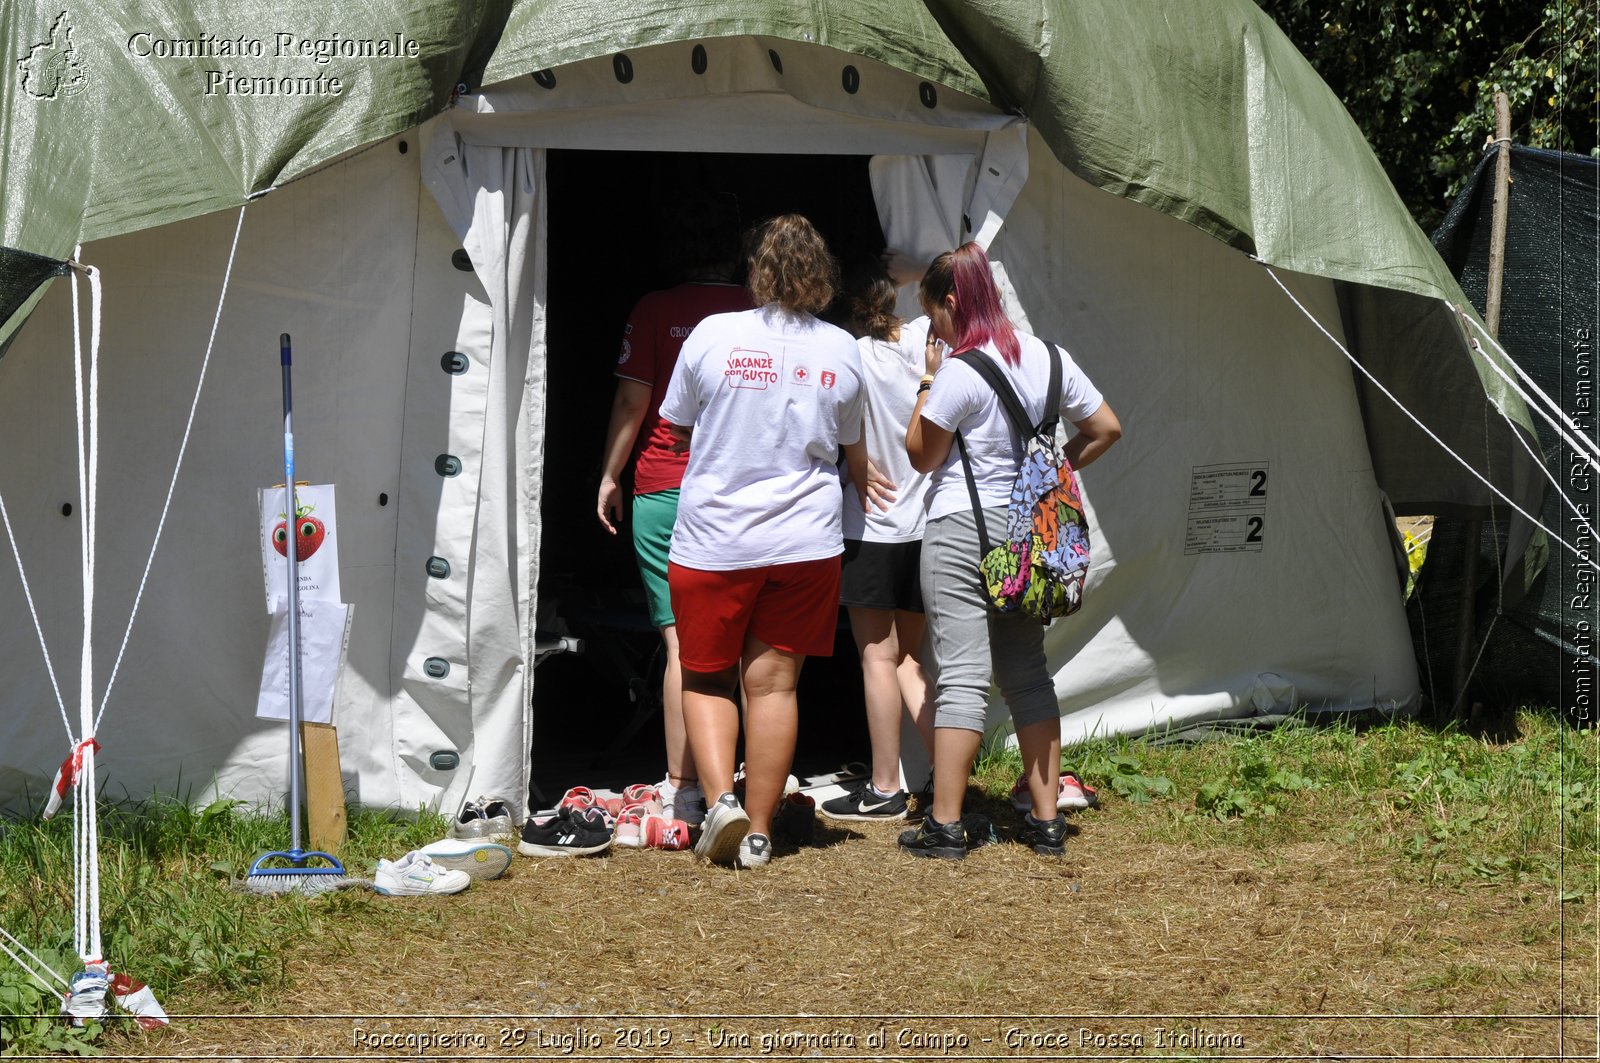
374,851 -> 471,895
692,792 -> 749,866
418,838 -> 513,881
662,777 -> 707,826
736,832 -> 772,869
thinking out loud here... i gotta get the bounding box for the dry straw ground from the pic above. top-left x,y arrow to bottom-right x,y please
108,767 -> 1596,1062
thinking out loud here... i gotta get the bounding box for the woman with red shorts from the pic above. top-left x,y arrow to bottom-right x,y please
658,215 -> 865,868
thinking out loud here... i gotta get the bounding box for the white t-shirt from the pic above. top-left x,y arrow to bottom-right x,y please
919,332 -> 1104,522
841,316 -> 933,543
659,305 -> 865,570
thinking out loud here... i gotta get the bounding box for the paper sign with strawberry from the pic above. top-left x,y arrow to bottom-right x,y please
259,484 -> 341,608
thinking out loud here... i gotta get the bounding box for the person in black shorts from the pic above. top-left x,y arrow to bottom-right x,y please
824,260 -> 937,822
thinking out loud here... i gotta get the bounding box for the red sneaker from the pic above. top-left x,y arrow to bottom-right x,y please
1010,772 -> 1100,812
643,815 -> 691,851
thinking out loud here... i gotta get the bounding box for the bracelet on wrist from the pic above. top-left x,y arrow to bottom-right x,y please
917,380 -> 932,395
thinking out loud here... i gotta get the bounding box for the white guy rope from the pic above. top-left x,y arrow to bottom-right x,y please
0,932 -> 68,1002
1504,392 -> 1600,552
69,263 -> 90,748
1454,306 -> 1600,470
1258,262 -> 1600,576
69,255 -> 104,964
96,204 -> 247,728
0,492 -> 71,732
75,739 -> 101,963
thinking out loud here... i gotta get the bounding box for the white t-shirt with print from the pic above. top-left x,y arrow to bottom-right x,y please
659,305 -> 865,570
841,316 -> 933,543
919,332 -> 1104,522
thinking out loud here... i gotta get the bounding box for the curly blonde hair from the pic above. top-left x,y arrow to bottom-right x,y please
745,214 -> 838,315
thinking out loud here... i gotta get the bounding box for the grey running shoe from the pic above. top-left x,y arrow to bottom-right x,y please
897,814 -> 967,860
693,791 -> 750,866
661,776 -> 707,826
1018,812 -> 1068,856
736,832 -> 772,869
819,781 -> 909,822
450,795 -> 515,839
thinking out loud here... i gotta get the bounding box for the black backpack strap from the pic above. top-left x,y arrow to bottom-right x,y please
1040,340 -> 1063,435
950,339 -> 1067,560
954,432 -> 993,557
953,350 -> 1033,439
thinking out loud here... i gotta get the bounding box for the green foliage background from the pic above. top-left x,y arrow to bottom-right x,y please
1255,1 -> 1597,230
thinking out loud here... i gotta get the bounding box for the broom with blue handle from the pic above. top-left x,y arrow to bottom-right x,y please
245,334 -> 351,893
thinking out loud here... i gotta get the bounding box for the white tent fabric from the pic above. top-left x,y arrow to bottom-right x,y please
991,127 -> 1420,742
418,145 -> 545,817
0,37 -> 1418,814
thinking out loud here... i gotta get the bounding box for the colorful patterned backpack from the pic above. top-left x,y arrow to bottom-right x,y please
953,343 -> 1090,624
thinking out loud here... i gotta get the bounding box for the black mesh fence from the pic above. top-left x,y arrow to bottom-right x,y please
1414,146 -> 1599,724
0,246 -> 70,358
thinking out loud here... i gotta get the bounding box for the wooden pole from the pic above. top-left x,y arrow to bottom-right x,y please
1453,92 -> 1513,714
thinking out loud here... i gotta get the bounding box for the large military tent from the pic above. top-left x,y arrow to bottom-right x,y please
0,2 -> 1541,815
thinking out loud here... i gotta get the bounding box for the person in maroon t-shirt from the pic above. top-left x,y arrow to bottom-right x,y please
596,195 -> 750,826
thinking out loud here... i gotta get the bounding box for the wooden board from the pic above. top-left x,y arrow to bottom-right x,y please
299,721 -> 347,854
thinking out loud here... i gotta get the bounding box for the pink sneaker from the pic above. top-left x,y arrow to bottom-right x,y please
619,783 -> 664,818
1010,772 -> 1100,813
643,815 -> 691,851
559,786 -> 598,813
614,809 -> 646,848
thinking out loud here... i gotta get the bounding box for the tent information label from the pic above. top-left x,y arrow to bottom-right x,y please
1185,510 -> 1266,554
1188,461 -> 1269,510
1186,462 -> 1268,554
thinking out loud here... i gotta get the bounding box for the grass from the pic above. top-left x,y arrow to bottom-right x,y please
975,708 -> 1598,897
0,709 -> 1595,1058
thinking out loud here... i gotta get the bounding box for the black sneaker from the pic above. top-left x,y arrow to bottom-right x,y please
773,791 -> 816,845
517,807 -> 612,857
1018,812 -> 1067,856
960,812 -> 998,849
897,814 -> 967,860
820,782 -> 910,822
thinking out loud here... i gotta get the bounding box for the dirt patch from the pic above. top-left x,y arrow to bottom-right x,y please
115,802 -> 1596,1060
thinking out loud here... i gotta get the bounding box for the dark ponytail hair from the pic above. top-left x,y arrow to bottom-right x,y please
919,242 -> 1020,366
842,257 -> 900,342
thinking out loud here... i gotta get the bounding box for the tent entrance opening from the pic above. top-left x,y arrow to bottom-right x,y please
532,148 -> 886,800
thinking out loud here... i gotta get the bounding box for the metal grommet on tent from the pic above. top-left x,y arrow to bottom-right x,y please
768,49 -> 783,74
378,493 -> 389,506
451,249 -> 472,272
533,69 -> 556,89
440,351 -> 469,375
60,503 -> 72,517
691,44 -> 707,75
919,82 -> 938,108
435,454 -> 462,477
613,54 -> 633,83
397,140 -> 408,155
842,65 -> 859,94
429,750 -> 459,771
426,556 -> 451,579
424,658 -> 451,679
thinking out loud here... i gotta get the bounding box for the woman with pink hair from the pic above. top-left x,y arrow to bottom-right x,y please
900,243 -> 1122,860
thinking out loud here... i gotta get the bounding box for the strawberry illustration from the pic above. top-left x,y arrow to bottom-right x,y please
272,504 -> 326,560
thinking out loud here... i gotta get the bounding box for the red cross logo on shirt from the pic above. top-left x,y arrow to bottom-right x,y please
793,365 -> 810,383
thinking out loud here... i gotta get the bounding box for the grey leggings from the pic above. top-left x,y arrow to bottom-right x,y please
921,507 -> 1059,733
